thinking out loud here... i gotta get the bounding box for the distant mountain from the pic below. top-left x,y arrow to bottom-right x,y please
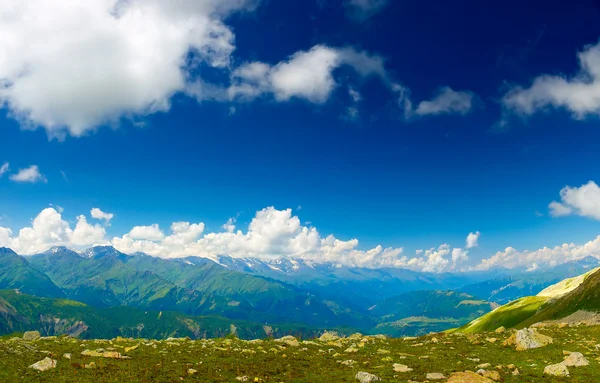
457,266 -> 600,333
369,290 -> 495,337
458,257 -> 600,304
0,248 -> 64,298
213,255 -> 488,307
0,290 -> 322,340
27,246 -> 374,330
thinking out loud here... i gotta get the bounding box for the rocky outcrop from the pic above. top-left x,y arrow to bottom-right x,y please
563,351 -> 590,366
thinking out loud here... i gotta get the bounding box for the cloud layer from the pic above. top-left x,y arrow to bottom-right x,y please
0,206 -> 475,272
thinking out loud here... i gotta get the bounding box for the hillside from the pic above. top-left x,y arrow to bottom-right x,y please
0,290 -> 324,340
369,290 -> 494,336
0,248 -> 64,298
3,323 -> 600,382
28,247 -> 373,329
458,267 -> 600,333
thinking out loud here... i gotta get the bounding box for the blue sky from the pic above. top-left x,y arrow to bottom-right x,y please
1,0 -> 600,271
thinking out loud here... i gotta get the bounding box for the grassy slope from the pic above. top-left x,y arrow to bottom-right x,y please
3,324 -> 600,382
0,290 -> 325,340
458,267 -> 600,333
0,248 -> 64,298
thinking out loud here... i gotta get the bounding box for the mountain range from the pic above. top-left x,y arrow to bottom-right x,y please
0,245 -> 598,339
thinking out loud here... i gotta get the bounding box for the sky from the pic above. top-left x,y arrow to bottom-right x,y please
2,0 -> 600,272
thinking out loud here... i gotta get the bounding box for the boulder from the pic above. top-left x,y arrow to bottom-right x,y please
23,331 -> 41,341
393,363 -> 413,372
544,363 -> 569,377
494,326 -> 506,333
29,357 -> 57,372
319,331 -> 340,342
275,336 -> 299,347
426,372 -> 446,380
355,371 -> 381,383
503,328 -> 552,351
563,352 -> 589,367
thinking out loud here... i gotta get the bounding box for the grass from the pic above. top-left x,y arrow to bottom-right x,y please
2,324 -> 600,382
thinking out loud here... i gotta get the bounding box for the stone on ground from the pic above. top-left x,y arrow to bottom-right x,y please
426,372 -> 446,380
544,363 -> 570,377
23,331 -> 41,341
355,371 -> 381,383
504,328 -> 553,351
563,351 -> 590,367
393,363 -> 413,372
29,357 -> 57,372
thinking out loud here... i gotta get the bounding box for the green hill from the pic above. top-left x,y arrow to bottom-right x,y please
457,267 -> 600,333
0,248 -> 64,298
0,290 -> 323,340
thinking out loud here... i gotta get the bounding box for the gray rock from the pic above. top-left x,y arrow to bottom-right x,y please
544,363 -> 569,377
356,371 -> 381,383
426,372 -> 446,380
563,352 -> 590,367
23,331 -> 41,341
29,357 -> 57,371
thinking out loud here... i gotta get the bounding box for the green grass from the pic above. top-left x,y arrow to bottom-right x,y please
2,324 -> 600,382
456,296 -> 550,333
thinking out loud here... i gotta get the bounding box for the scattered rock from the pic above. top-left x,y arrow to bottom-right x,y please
447,371 -> 494,383
124,345 -> 139,352
563,352 -> 589,366
393,363 -> 413,372
494,326 -> 506,333
63,353 -> 72,360
188,369 -> 197,375
236,376 -> 249,382
512,368 -> 520,376
84,362 -> 96,369
275,336 -> 300,347
319,331 -> 340,342
544,363 -> 569,377
476,363 -> 491,369
426,372 -> 446,380
479,370 -> 501,381
355,371 -> 381,383
504,328 -> 553,351
29,357 -> 57,372
23,331 -> 41,341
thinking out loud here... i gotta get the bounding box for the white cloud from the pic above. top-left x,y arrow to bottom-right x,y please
549,181 -> 600,220
1,205 -> 473,272
0,208 -> 105,254
91,208 -> 114,225
415,87 -> 475,116
502,40 -> 600,118
466,231 -> 480,249
128,224 -> 165,241
0,0 -> 257,139
228,45 -> 387,104
476,235 -> 600,271
344,0 -> 389,21
9,165 -> 47,183
222,218 -> 236,233
0,162 -> 9,177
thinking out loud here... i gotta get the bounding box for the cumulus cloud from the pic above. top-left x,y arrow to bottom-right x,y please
0,208 -> 106,254
549,181 -> 600,220
90,208 -> 114,225
502,40 -> 600,119
228,45 -> 387,103
466,231 -> 480,249
0,205 -> 473,272
0,0 -> 257,139
415,87 -> 475,116
476,235 -> 600,271
9,165 -> 47,183
344,0 -> 389,21
0,162 -> 8,177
